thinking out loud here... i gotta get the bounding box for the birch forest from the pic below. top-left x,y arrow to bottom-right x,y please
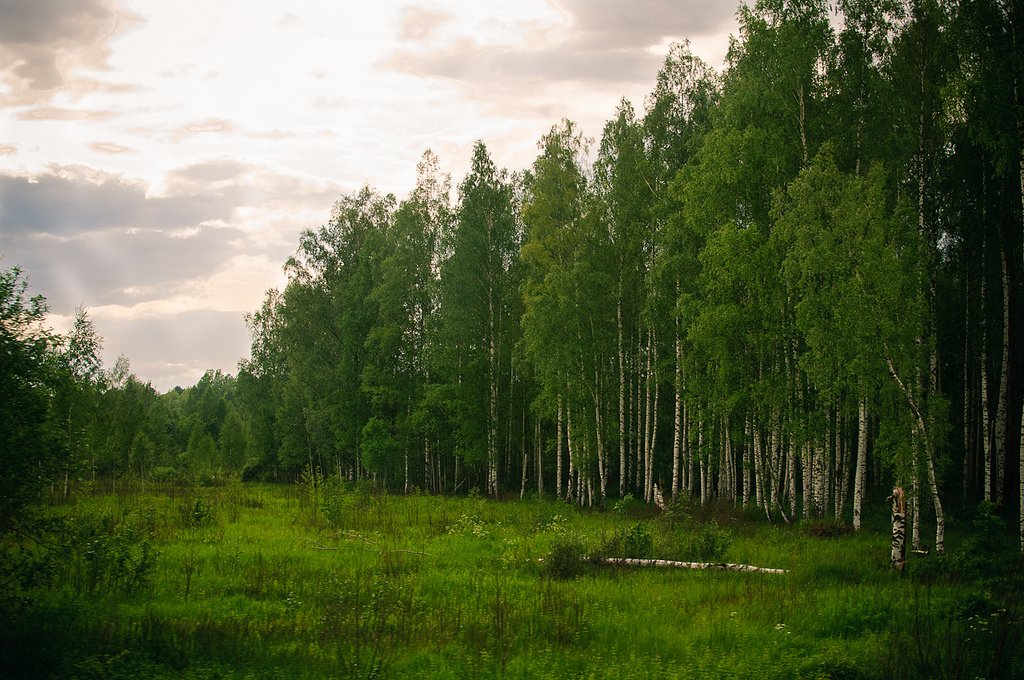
6,1 -> 1024,676
225,0 -> 1024,554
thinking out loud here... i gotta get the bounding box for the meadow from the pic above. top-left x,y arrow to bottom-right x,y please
1,482 -> 1021,679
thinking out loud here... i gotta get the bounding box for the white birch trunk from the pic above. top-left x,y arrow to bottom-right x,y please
556,394 -> 564,500
743,417 -> 751,506
618,297 -> 627,498
598,557 -> 786,574
891,486 -> 906,573
699,419 -> 706,505
982,273 -> 993,502
594,360 -> 607,505
672,326 -> 682,498
643,328 -> 653,502
487,289 -> 498,497
995,248 -> 1010,502
520,406 -> 528,500
753,420 -> 763,510
885,355 -> 945,555
787,437 -> 797,518
802,441 -> 812,520
854,397 -> 867,531
648,333 -> 659,503
536,418 -> 543,496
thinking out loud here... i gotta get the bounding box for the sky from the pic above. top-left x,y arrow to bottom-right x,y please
0,0 -> 738,392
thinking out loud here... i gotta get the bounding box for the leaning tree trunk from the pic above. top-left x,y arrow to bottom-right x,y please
886,354 -> 945,556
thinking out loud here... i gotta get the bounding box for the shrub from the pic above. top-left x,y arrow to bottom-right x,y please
545,533 -> 587,579
689,522 -> 732,562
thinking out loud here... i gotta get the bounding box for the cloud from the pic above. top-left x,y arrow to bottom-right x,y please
396,6 -> 453,42
0,165 -> 234,235
89,141 -> 132,154
382,0 -> 736,95
0,0 -> 140,104
0,144 -> 15,155
0,161 -> 338,314
171,117 -> 237,142
15,107 -> 119,121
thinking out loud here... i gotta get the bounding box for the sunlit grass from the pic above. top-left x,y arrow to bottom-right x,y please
2,483 -> 1020,678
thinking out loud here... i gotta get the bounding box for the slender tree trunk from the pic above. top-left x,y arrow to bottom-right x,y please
995,248 -> 1010,502
854,397 -> 867,530
672,326 -> 682,499
753,419 -> 764,510
618,297 -> 627,498
891,486 -> 907,573
982,259 -> 993,502
743,417 -> 752,506
648,331 -> 660,504
567,407 -> 576,503
536,418 -> 543,496
885,354 -> 945,555
557,394 -> 564,500
698,419 -> 706,505
594,357 -> 607,505
787,437 -> 797,518
520,400 -> 528,500
643,328 -> 653,502
802,441 -> 812,520
487,289 -> 498,497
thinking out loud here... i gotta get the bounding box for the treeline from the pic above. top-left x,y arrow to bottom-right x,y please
234,0 -> 1024,552
3,1 -> 1022,553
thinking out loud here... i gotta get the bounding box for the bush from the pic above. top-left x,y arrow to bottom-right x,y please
545,533 -> 587,579
689,522 -> 732,562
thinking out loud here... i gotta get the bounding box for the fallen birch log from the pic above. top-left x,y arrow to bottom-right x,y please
596,557 -> 787,574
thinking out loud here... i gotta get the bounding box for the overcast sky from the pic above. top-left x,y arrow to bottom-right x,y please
0,0 -> 738,392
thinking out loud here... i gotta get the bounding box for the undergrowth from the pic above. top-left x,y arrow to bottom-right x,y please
0,483 -> 1019,679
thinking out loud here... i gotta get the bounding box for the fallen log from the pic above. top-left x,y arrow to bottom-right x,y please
595,557 -> 787,574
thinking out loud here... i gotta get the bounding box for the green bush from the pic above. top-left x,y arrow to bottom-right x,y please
545,533 -> 587,579
689,521 -> 732,562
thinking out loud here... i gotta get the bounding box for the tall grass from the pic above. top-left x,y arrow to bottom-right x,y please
1,483 -> 1020,678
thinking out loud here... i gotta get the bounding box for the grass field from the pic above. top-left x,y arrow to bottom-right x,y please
1,482 -> 1021,678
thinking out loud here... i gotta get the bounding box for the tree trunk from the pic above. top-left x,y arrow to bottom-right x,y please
699,418 -> 707,505
643,328 -> 653,502
536,417 -> 543,496
885,354 -> 945,556
995,247 -> 1010,502
520,400 -> 528,500
982,261 -> 993,502
802,441 -> 812,520
672,325 -> 682,499
597,557 -> 786,574
891,486 -> 906,573
594,357 -> 607,505
487,289 -> 498,497
618,297 -> 627,498
557,394 -> 564,500
743,417 -> 752,506
854,397 -> 867,530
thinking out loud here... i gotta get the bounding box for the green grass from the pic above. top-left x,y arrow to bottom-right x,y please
1,484 -> 1021,678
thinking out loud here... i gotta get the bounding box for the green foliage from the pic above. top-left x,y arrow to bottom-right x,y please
0,487 -> 1020,679
688,521 -> 733,562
